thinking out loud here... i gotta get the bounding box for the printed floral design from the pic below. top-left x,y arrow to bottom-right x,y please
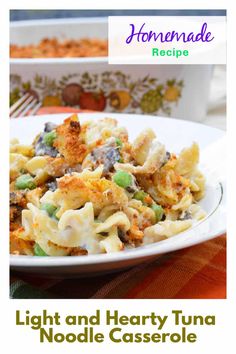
10,72 -> 184,115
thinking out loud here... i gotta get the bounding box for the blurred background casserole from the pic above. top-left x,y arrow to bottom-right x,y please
10,10 -> 226,126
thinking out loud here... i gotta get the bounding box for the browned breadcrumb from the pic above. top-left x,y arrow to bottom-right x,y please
10,192 -> 30,237
69,248 -> 88,256
10,190 -> 27,207
10,229 -> 34,255
10,206 -> 22,223
25,187 -> 46,207
57,175 -> 128,215
10,191 -> 27,225
10,37 -> 108,58
127,225 -> 144,242
54,114 -> 88,166
45,156 -> 71,177
137,156 -> 190,207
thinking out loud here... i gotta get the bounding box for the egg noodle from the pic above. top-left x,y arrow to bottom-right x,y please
10,114 -> 206,256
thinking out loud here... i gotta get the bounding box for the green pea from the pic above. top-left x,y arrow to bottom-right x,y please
115,138 -> 123,148
151,204 -> 164,222
43,130 -> 57,147
15,174 -> 36,190
52,207 -> 60,220
113,170 -> 132,188
34,243 -> 48,257
133,190 -> 148,203
41,203 -> 58,217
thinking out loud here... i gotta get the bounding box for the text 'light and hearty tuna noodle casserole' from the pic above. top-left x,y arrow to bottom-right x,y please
10,115 -> 206,256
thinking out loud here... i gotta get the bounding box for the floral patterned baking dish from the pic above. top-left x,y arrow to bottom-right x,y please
10,18 -> 212,121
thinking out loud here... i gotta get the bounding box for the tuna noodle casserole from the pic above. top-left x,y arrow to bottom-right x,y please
10,115 -> 206,256
10,38 -> 108,58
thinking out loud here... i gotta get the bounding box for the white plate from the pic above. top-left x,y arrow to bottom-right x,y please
10,113 -> 226,277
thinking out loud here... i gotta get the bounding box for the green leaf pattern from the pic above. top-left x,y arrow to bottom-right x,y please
10,72 -> 184,115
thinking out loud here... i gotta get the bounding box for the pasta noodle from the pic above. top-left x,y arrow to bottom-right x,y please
10,114 -> 206,256
115,139 -> 166,174
144,220 -> 192,243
